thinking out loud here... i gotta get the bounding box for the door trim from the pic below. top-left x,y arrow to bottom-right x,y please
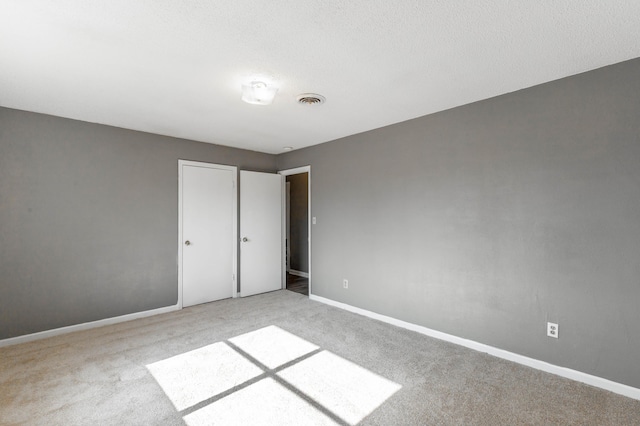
178,160 -> 238,309
278,165 -> 311,295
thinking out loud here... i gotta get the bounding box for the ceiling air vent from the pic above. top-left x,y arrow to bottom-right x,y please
296,93 -> 326,106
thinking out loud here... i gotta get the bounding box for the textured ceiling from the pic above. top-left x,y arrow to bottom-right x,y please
1,1 -> 640,154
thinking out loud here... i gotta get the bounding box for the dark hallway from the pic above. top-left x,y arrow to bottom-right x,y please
286,273 -> 308,296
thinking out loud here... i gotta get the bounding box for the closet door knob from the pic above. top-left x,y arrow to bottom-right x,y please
185,240 -> 191,246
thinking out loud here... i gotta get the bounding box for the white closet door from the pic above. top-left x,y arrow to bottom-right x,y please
181,163 -> 235,306
240,170 -> 282,297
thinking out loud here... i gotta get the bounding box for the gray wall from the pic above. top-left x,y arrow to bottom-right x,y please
277,58 -> 640,389
0,108 -> 276,339
286,173 -> 309,272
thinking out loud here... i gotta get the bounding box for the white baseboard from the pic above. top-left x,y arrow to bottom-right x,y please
0,304 -> 180,348
310,294 -> 640,401
288,269 -> 309,278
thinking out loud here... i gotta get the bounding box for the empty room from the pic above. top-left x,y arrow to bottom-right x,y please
1,2 -> 640,425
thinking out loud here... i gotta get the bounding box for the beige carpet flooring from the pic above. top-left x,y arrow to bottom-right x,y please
1,290 -> 639,425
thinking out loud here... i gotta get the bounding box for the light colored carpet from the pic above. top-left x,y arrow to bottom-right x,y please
1,290 -> 639,425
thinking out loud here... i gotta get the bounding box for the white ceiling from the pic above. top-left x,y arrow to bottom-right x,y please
1,1 -> 640,154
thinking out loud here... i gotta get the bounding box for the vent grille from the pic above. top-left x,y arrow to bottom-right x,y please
296,93 -> 326,105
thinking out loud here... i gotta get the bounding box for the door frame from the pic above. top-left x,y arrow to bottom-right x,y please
178,160 -> 238,309
278,166 -> 311,295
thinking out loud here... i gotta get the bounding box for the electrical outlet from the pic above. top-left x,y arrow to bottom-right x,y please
547,322 -> 559,338
343,279 -> 348,289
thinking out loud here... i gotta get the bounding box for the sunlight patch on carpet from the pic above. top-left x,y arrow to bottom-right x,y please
183,377 -> 338,426
147,325 -> 401,424
229,325 -> 319,369
146,342 -> 262,411
278,350 -> 402,425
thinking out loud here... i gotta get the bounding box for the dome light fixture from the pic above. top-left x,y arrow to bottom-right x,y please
242,81 -> 278,105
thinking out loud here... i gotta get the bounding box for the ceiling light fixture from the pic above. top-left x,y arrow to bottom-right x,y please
283,146 -> 293,151
242,81 -> 278,105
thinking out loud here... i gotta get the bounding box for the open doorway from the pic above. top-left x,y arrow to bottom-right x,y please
280,166 -> 310,296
